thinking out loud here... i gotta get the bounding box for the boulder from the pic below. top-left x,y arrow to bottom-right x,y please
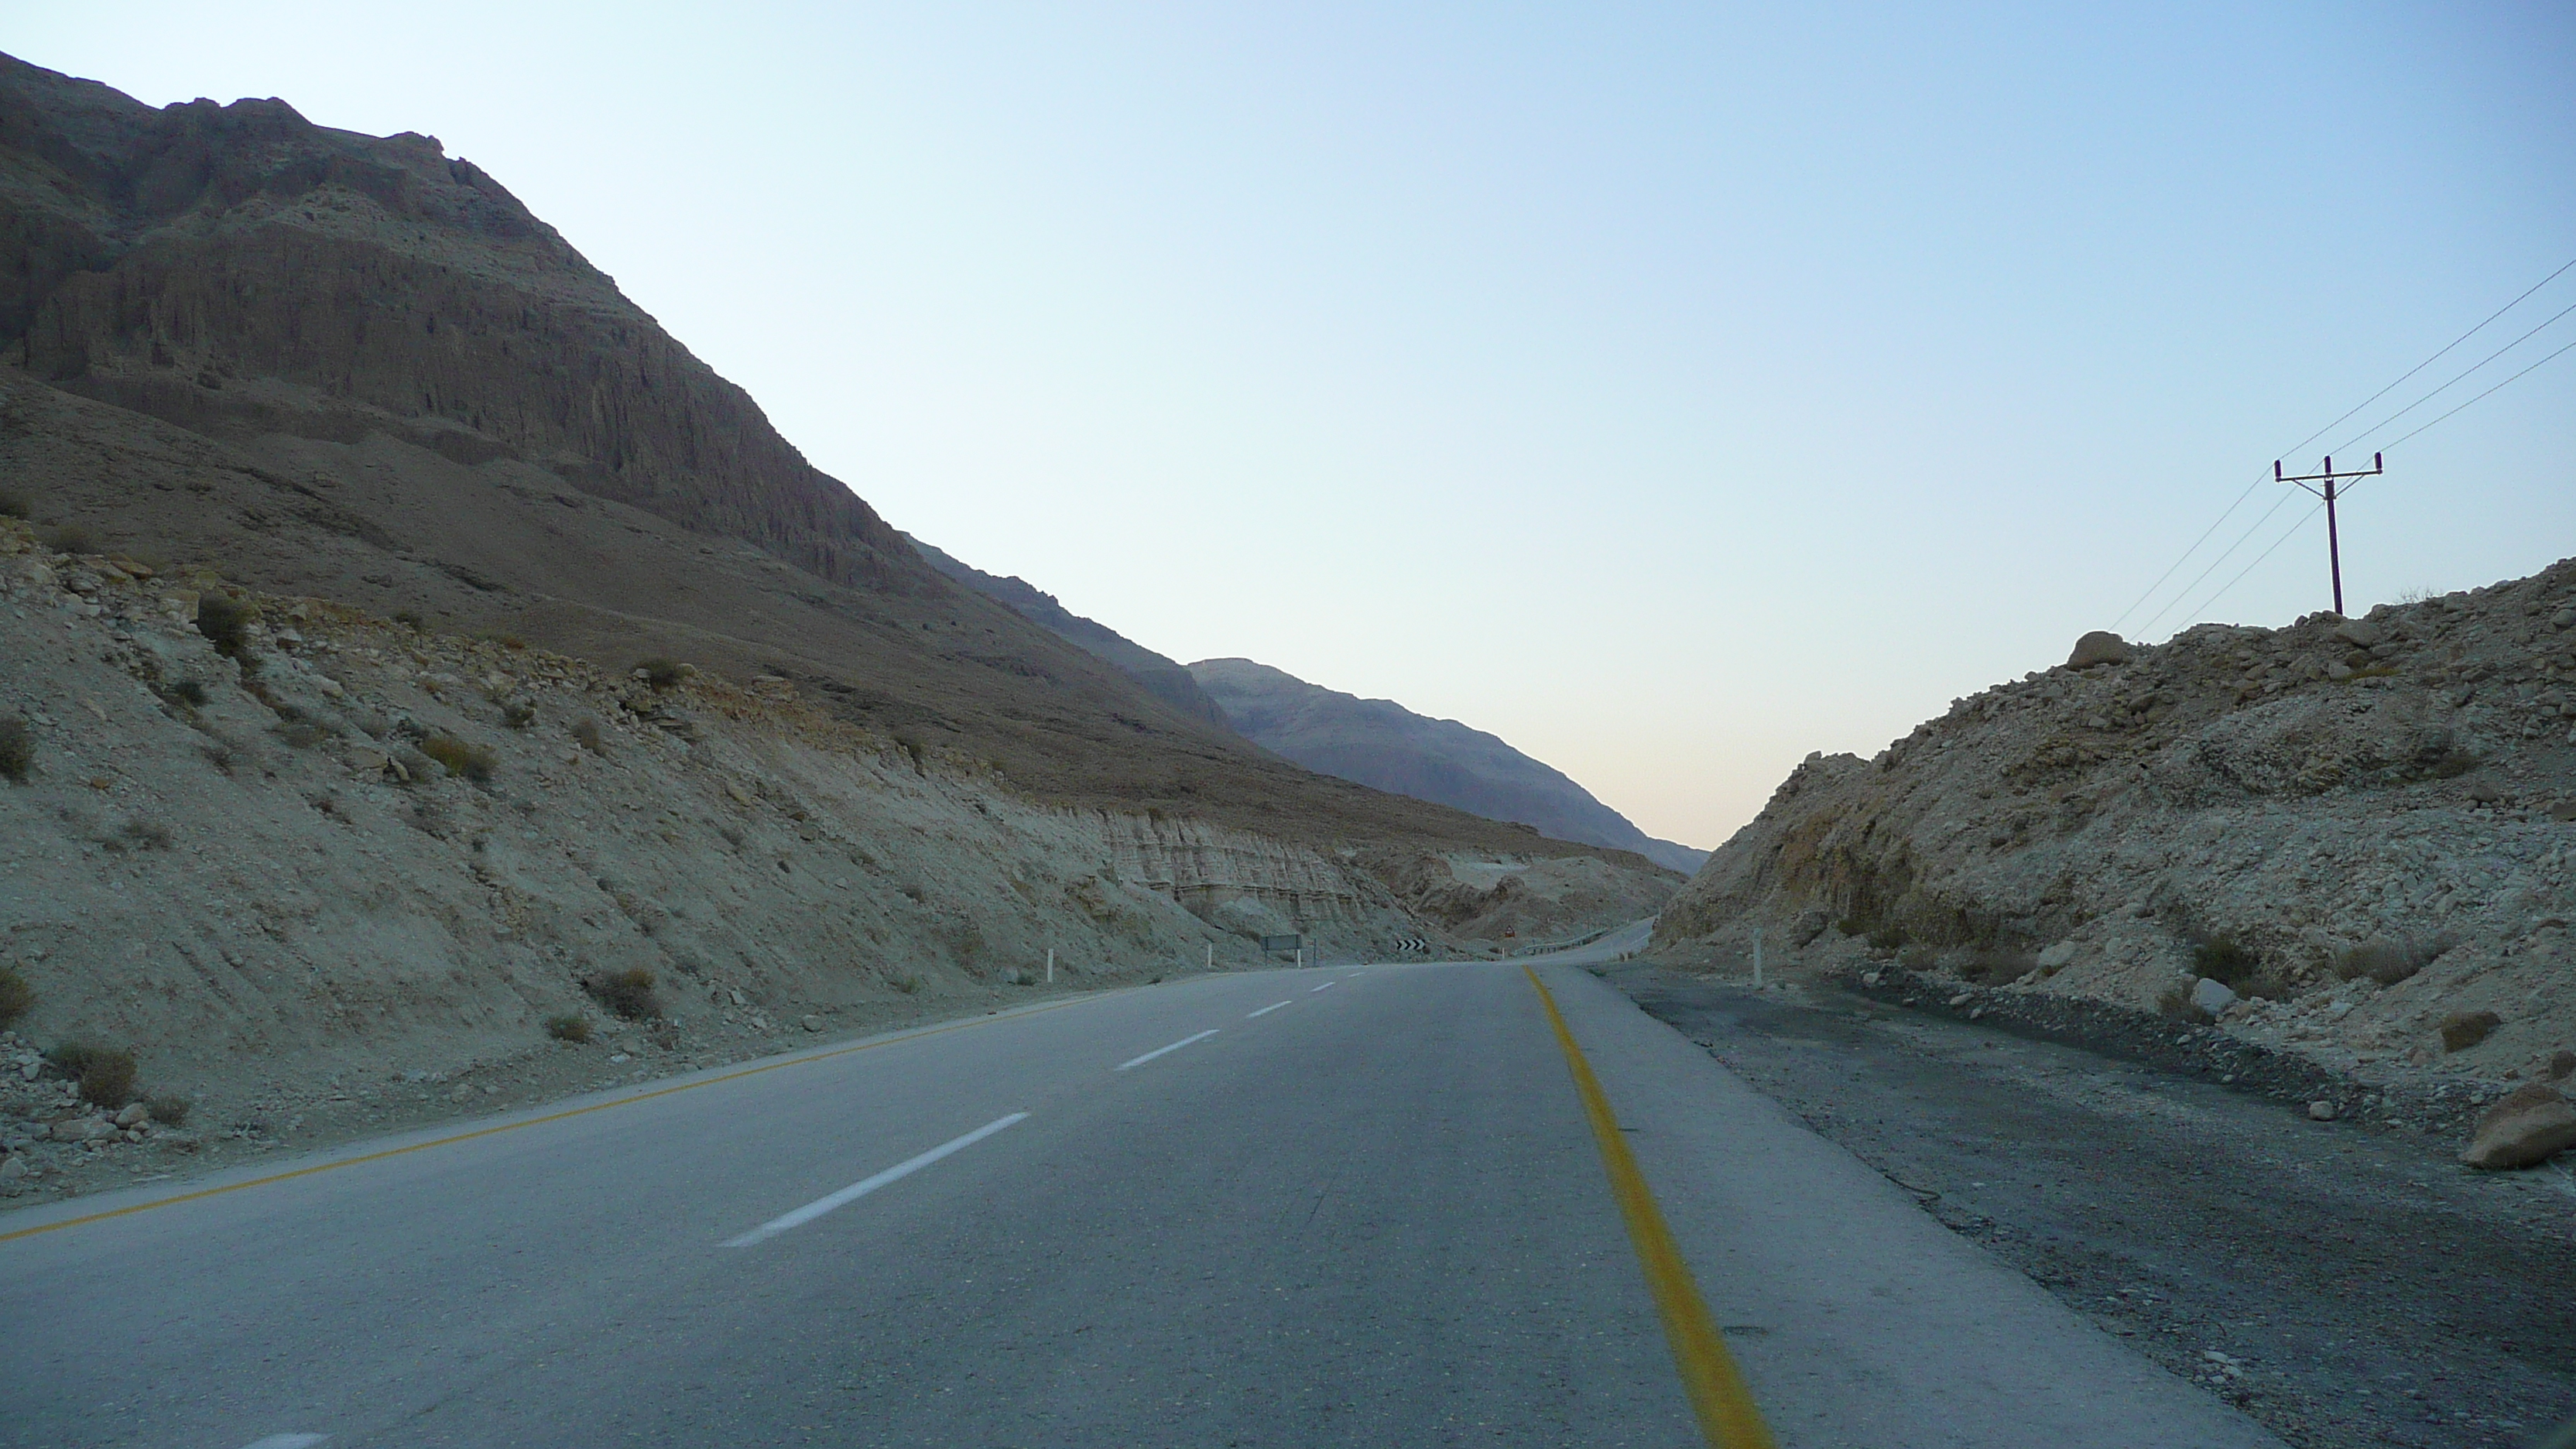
1789,910 -> 1829,947
2460,1084 -> 2576,1170
2330,618 -> 2383,649
2307,1101 -> 2337,1122
48,1115 -> 112,1143
2067,631 -> 2130,669
2036,941 -> 2078,972
113,1102 -> 149,1128
2189,977 -> 2238,1016
2437,1010 -> 2500,1053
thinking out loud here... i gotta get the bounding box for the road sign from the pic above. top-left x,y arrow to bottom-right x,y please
1260,934 -> 1302,953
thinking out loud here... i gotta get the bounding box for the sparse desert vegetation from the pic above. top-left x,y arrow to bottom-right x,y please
584,968 -> 664,1021
419,733 -> 498,783
46,1042 -> 138,1108
0,715 -> 31,783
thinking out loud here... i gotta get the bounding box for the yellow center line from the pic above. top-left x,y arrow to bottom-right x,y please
1525,965 -> 1777,1449
0,994 -> 1106,1245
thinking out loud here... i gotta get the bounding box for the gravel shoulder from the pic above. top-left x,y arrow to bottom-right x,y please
1603,961 -> 2576,1449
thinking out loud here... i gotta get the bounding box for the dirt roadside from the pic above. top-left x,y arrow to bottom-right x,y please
1601,961 -> 2576,1449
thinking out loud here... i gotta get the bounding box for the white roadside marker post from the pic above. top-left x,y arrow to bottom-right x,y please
1752,928 -> 1764,989
1046,948 -> 1053,985
1205,942 -> 1213,971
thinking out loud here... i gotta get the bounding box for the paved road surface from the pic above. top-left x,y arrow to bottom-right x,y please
0,958 -> 2282,1447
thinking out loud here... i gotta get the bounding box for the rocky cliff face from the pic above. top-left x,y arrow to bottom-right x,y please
1190,657 -> 1705,875
0,54 -> 923,592
1658,560 -> 2576,1094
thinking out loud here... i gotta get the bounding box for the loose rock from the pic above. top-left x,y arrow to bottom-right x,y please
2437,1010 -> 2500,1053
2066,631 -> 2130,669
2461,1084 -> 2576,1170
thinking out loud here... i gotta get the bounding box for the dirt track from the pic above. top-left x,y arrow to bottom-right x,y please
1605,962 -> 2576,1449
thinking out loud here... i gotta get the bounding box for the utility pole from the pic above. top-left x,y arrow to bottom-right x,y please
2274,453 -> 2382,616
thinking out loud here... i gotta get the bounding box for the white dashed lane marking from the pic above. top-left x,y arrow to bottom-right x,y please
723,1113 -> 1029,1248
1115,1029 -> 1221,1071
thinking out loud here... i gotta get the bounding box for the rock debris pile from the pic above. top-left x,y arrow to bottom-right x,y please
1659,557 -> 2576,1165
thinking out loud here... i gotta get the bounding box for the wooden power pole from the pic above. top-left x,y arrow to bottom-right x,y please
2275,452 -> 2382,616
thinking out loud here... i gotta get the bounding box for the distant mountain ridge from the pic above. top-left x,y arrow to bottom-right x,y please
904,535 -> 1232,731
904,537 -> 1701,873
1189,659 -> 1708,876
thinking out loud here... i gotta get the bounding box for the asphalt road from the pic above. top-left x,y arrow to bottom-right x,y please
0,958 -> 2284,1448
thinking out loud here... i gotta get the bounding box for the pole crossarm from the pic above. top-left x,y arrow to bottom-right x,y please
2271,453 -> 2383,618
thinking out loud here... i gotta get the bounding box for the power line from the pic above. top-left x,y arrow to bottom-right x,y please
2133,485 -> 2303,636
2110,252 -> 2576,634
2379,333 -> 2576,453
2330,296 -> 2576,454
2287,253 -> 2576,457
2107,478 -> 2260,629
2174,320 -> 2576,627
2176,498 -> 2326,625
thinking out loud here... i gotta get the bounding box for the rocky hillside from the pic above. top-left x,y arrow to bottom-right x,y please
0,516 -> 1577,1199
1656,560 -> 2576,1132
0,53 -> 1681,887
904,534 -> 1233,733
1191,657 -> 1707,875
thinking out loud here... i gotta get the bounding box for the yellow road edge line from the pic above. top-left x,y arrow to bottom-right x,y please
0,994 -> 1105,1245
1524,965 -> 1777,1449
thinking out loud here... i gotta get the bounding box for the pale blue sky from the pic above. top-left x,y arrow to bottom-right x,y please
16,3 -> 2574,847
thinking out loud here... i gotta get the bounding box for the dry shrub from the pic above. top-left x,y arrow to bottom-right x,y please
47,1042 -> 138,1108
2194,938 -> 2257,987
2334,939 -> 2422,985
543,1013 -> 593,1043
0,717 -> 31,783
45,522 -> 96,555
196,593 -> 255,657
142,1092 -> 191,1126
0,488 -> 26,518
1962,951 -> 2036,986
419,734 -> 497,783
636,656 -> 687,690
889,973 -> 923,995
583,968 -> 663,1020
571,718 -> 606,753
161,679 -> 209,707
2154,987 -> 2215,1026
502,700 -> 536,729
0,964 -> 31,1027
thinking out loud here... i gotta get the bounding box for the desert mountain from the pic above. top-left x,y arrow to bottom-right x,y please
1657,561 -> 2576,1107
904,535 -> 1233,733
0,52 -> 1676,892
1189,657 -> 1708,875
